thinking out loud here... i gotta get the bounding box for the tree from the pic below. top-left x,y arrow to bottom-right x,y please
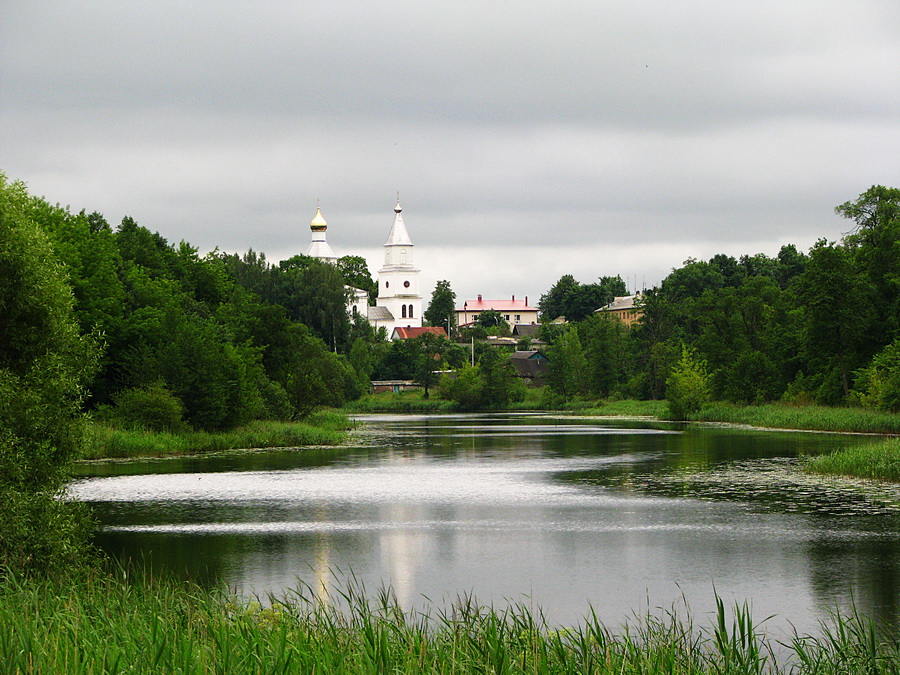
476,309 -> 508,334
838,185 -> 900,347
794,240 -> 873,399
548,329 -> 589,399
666,346 -> 711,420
539,274 -> 627,323
337,255 -> 377,305
424,280 -> 456,333
0,175 -> 98,571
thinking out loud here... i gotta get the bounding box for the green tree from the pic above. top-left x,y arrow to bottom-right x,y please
794,240 -> 873,400
838,185 -> 900,348
476,309 -> 509,335
666,346 -> 712,420
0,175 -> 98,571
424,280 -> 457,333
338,255 -> 377,305
548,329 -> 589,399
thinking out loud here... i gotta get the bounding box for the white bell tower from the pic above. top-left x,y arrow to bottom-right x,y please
375,198 -> 422,328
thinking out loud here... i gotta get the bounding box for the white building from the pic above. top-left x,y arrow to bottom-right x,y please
302,200 -> 423,335
369,200 -> 423,333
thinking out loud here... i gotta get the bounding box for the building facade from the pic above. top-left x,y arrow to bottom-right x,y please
456,295 -> 539,327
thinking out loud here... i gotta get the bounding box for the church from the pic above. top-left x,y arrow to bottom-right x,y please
303,199 -> 423,334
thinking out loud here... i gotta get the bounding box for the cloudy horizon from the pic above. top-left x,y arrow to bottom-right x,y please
2,1 -> 898,304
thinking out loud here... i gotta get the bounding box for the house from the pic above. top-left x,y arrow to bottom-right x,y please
595,294 -> 643,326
455,295 -> 539,327
509,350 -> 550,386
390,326 -> 448,341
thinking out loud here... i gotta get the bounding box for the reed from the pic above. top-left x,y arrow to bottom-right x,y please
83,417 -> 352,460
1,568 -> 898,674
805,438 -> 900,482
689,402 -> 900,434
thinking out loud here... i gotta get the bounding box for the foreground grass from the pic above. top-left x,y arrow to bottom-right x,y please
688,402 -> 900,434
806,437 -> 900,482
83,411 -> 353,460
1,569 -> 898,674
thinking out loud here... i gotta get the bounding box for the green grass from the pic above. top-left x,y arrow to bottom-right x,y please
688,402 -> 900,434
1,567 -> 898,674
344,392 -> 456,413
83,415 -> 353,460
806,438 -> 900,482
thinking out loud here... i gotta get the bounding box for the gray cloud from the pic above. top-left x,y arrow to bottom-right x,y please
2,0 -> 898,302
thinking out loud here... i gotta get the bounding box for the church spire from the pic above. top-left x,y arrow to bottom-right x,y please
385,197 -> 413,246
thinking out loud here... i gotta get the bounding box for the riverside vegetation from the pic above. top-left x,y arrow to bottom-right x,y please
2,569 -> 900,675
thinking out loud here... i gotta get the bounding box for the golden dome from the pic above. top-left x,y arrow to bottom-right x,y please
310,207 -> 327,232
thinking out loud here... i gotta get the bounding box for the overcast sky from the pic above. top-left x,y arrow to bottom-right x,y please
2,1 -> 898,304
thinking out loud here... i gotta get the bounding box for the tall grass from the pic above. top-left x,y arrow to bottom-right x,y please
344,392 -> 456,413
805,438 -> 900,482
1,568 -> 898,674
690,402 -> 900,434
83,416 -> 352,460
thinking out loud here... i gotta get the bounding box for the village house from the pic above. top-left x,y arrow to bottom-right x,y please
455,295 -> 539,327
596,294 -> 643,326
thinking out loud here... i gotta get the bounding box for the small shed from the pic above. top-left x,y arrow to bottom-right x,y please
509,350 -> 550,386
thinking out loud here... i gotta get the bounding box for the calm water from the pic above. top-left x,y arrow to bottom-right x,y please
70,413 -> 900,636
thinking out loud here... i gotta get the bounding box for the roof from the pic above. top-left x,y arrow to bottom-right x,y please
597,294 -> 642,313
509,351 -> 550,379
384,200 -> 413,246
512,324 -> 540,337
510,350 -> 548,361
391,326 -> 448,340
368,306 -> 394,321
457,298 -> 537,312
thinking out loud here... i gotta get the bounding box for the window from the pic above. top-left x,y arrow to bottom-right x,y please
401,305 -> 407,318
505,315 -> 510,321
385,281 -> 390,288
403,280 -> 410,288
515,314 -> 520,322
408,305 -> 414,318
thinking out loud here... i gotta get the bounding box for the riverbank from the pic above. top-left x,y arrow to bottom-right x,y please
2,568 -> 897,674
82,411 -> 353,460
805,437 -> 900,482
689,402 -> 900,435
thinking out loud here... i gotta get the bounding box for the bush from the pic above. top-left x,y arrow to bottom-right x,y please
108,383 -> 189,433
853,338 -> 900,412
666,346 -> 712,420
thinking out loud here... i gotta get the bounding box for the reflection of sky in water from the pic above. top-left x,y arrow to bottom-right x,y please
73,414 -> 900,637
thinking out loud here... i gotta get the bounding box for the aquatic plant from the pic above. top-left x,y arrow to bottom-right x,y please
1,568 -> 898,674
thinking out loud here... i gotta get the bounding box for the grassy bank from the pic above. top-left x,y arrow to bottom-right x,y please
1,569 -> 897,674
344,392 -> 456,413
806,437 -> 900,482
688,402 -> 900,434
83,411 -> 353,460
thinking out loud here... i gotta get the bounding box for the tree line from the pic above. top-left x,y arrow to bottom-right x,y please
534,185 -> 900,414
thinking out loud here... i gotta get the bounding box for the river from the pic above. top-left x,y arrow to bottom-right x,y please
70,413 -> 900,637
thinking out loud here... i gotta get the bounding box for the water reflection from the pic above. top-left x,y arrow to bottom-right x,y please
72,413 -> 900,634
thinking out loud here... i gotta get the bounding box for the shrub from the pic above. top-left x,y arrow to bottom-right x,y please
109,383 -> 189,433
666,346 -> 712,420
